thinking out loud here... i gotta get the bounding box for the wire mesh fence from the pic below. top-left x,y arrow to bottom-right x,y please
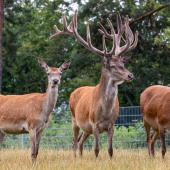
5,105 -> 170,150
1,106 -> 148,150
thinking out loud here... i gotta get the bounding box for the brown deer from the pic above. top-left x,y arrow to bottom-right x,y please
140,85 -> 170,158
50,11 -> 138,158
0,58 -> 70,161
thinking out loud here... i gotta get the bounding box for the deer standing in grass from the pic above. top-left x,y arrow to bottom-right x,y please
140,85 -> 170,158
51,11 -> 138,158
0,59 -> 70,161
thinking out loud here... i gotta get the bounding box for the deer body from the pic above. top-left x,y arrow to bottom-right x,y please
70,71 -> 119,134
140,85 -> 170,158
0,60 -> 70,162
0,88 -> 57,134
51,11 -> 138,157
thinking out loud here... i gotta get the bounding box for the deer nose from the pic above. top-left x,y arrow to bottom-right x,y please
53,79 -> 59,85
128,73 -> 134,80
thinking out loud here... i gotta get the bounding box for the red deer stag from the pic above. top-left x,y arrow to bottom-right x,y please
0,59 -> 70,162
140,85 -> 170,158
50,11 -> 138,158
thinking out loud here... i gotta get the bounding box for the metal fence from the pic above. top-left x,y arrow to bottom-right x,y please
116,106 -> 141,126
4,105 -> 170,150
1,106 -> 147,150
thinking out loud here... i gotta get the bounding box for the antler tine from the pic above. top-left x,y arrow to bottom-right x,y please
71,12 -> 104,56
115,13 -> 125,51
124,16 -> 134,44
98,22 -> 112,39
116,12 -> 124,35
115,16 -> 132,56
71,12 -> 89,49
63,14 -> 74,34
74,10 -> 78,29
98,28 -> 105,35
106,18 -> 116,56
107,18 -> 116,35
102,35 -> 107,55
86,23 -> 92,47
49,14 -> 73,39
126,31 -> 138,52
72,11 -> 76,30
124,15 -> 138,51
86,23 -> 107,56
49,25 -> 63,39
63,15 -> 68,31
68,20 -> 73,31
115,13 -> 138,56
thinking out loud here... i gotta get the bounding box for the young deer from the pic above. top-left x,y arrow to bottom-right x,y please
140,85 -> 170,158
0,59 -> 70,161
50,11 -> 138,158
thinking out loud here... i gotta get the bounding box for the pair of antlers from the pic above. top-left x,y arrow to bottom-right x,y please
50,11 -> 138,57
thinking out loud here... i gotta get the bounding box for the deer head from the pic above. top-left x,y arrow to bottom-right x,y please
38,58 -> 70,88
50,11 -> 138,83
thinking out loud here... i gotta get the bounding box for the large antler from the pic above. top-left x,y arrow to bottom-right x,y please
98,13 -> 138,56
50,11 -> 138,57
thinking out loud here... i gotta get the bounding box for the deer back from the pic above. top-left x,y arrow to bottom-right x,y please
140,85 -> 170,118
0,93 -> 46,123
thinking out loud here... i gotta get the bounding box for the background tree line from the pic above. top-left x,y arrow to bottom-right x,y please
2,0 -> 170,107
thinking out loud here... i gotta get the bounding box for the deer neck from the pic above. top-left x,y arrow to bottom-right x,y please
42,85 -> 58,122
98,68 -> 118,108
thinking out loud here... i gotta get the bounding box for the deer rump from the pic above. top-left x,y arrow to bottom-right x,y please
0,93 -> 45,134
70,86 -> 119,134
140,85 -> 170,130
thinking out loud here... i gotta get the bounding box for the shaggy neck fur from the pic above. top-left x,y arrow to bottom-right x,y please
100,68 -> 118,98
42,84 -> 58,122
98,68 -> 118,114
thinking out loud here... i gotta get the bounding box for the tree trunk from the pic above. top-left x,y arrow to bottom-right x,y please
0,0 -> 4,92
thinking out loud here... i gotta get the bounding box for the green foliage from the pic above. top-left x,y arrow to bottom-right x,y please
78,0 -> 170,105
1,117 -> 146,149
114,122 -> 146,148
4,0 -> 170,152
3,0 -> 170,106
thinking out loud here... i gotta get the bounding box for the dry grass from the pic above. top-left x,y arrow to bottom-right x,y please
0,149 -> 170,170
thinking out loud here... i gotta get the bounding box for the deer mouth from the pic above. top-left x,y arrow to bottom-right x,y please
126,77 -> 133,82
124,76 -> 133,82
51,84 -> 58,88
126,73 -> 134,82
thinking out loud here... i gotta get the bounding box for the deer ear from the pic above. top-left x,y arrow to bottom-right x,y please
59,61 -> 71,72
38,58 -> 50,73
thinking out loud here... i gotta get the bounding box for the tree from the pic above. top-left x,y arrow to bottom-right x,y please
2,0 -> 170,107
71,0 -> 170,105
0,0 -> 4,92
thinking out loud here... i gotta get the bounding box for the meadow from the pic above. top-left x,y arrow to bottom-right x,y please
0,149 -> 170,170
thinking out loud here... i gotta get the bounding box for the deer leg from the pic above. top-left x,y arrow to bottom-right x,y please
29,129 -> 37,163
150,130 -> 159,157
159,128 -> 166,158
144,121 -> 151,155
0,131 -> 5,143
78,132 -> 89,157
107,124 -> 113,158
93,125 -> 100,158
72,120 -> 80,157
34,127 -> 43,157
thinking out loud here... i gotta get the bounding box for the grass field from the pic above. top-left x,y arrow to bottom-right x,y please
0,149 -> 170,170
